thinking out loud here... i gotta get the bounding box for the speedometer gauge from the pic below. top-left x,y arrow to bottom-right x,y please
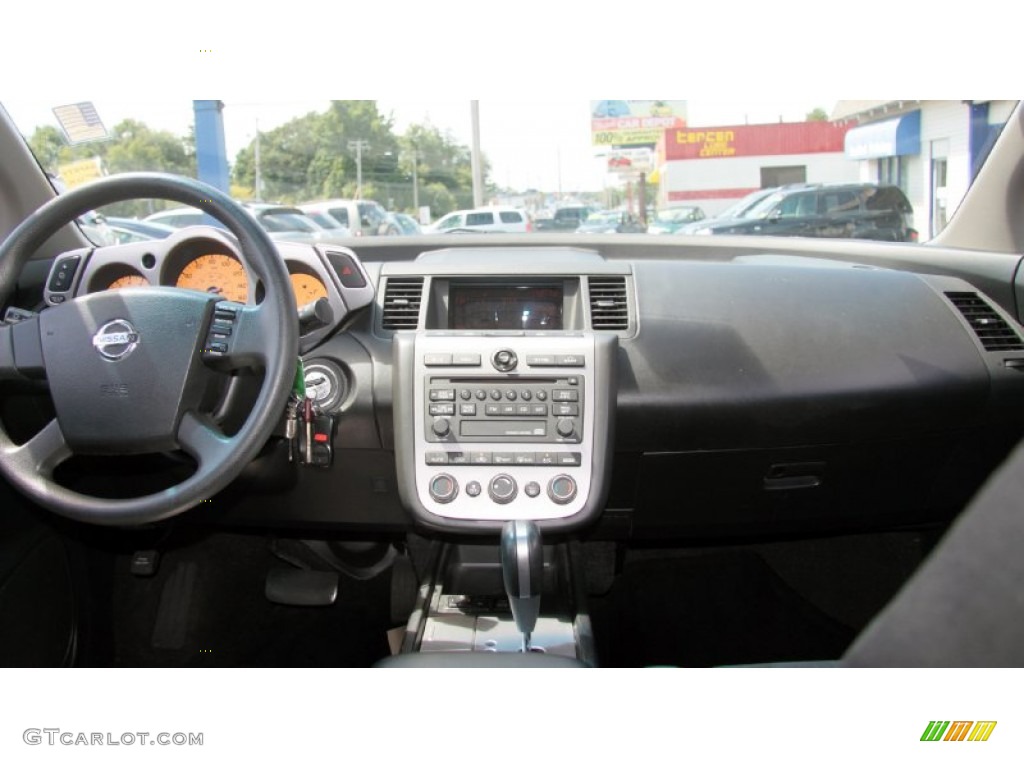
290,273 -> 328,305
108,274 -> 149,290
176,254 -> 249,303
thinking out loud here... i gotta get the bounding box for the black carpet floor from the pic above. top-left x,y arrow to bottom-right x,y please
105,532 -> 393,667
589,550 -> 857,667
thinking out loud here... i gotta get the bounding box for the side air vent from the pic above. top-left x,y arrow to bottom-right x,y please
588,276 -> 629,330
946,291 -> 1024,351
381,277 -> 424,330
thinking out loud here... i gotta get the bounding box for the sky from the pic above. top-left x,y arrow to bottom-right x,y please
4,99 -> 835,193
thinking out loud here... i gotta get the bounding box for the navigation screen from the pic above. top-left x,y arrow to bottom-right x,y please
449,283 -> 563,330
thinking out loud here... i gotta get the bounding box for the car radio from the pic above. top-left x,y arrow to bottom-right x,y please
393,331 -> 617,532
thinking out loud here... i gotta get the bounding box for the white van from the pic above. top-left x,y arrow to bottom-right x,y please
426,206 -> 532,234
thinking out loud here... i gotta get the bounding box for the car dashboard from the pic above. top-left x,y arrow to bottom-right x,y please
35,230 -> 1024,542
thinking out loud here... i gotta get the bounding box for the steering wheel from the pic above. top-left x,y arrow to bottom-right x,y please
0,173 -> 298,525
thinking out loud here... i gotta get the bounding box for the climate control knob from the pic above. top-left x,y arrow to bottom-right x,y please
547,474 -> 577,505
428,473 -> 458,504
488,474 -> 518,504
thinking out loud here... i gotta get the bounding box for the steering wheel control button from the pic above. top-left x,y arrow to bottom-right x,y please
429,474 -> 458,504
488,474 -> 518,504
525,481 -> 541,498
48,255 -> 81,292
492,349 -> 518,372
556,418 -> 575,437
431,418 -> 451,437
466,481 -> 482,498
548,475 -> 578,504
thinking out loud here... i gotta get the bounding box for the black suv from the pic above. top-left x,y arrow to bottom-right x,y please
694,183 -> 917,242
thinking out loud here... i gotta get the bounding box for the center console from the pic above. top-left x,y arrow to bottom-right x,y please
390,261 -> 619,534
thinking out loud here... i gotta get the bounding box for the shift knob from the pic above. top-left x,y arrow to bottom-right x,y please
500,520 -> 543,650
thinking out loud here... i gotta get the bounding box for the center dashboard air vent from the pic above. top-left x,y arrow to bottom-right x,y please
381,277 -> 424,330
945,291 -> 1024,351
587,276 -> 630,331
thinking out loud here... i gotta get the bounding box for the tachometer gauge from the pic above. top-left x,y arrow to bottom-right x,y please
290,273 -> 328,305
175,253 -> 249,303
108,274 -> 149,290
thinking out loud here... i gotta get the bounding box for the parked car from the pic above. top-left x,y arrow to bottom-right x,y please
387,212 -> 421,235
300,209 -> 352,236
104,216 -> 177,243
674,188 -> 779,235
647,206 -> 706,234
693,183 -> 917,241
425,206 -> 531,234
298,199 -> 390,237
146,203 -> 331,244
533,204 -> 596,232
576,210 -> 647,234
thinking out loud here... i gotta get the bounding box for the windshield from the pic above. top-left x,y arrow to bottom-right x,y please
2,99 -> 1015,245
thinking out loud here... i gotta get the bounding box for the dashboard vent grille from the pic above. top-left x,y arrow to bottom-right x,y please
381,277 -> 424,330
588,276 -> 629,330
946,291 -> 1024,351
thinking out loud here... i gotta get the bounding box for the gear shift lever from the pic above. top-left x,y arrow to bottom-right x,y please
500,520 -> 543,652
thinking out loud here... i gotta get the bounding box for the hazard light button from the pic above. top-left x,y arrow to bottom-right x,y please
328,252 -> 366,288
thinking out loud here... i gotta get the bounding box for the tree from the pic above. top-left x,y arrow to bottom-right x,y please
805,107 -> 829,122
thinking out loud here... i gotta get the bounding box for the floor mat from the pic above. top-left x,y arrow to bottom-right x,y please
108,532 -> 392,667
590,550 -> 856,667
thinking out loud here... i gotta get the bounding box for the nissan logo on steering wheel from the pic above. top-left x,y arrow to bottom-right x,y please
92,319 -> 140,361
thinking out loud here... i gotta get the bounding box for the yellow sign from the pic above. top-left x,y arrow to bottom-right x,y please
58,158 -> 104,189
675,129 -> 737,157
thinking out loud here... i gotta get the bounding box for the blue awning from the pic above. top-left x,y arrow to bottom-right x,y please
844,110 -> 921,160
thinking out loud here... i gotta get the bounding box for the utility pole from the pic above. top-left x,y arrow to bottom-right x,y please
403,143 -> 419,212
254,118 -> 262,200
348,139 -> 370,199
470,101 -> 484,207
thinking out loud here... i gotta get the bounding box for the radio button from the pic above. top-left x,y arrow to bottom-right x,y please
431,418 -> 452,437
553,403 -> 579,416
429,403 -> 455,416
489,389 -> 502,401
460,389 -> 472,400
429,474 -> 458,504
521,390 -> 533,401
485,404 -> 501,416
475,389 -> 487,401
460,403 -> 477,416
488,474 -> 517,504
530,404 -> 548,416
556,419 -> 575,437
499,404 -> 516,416
552,390 -> 578,402
555,354 -> 585,367
525,355 -> 556,366
505,390 -> 517,401
452,353 -> 481,366
492,349 -> 518,372
536,391 -> 548,402
424,353 -> 452,366
430,389 -> 455,401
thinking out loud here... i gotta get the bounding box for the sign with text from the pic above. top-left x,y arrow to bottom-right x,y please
591,101 -> 687,147
58,157 -> 104,188
607,148 -> 654,173
664,121 -> 850,160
